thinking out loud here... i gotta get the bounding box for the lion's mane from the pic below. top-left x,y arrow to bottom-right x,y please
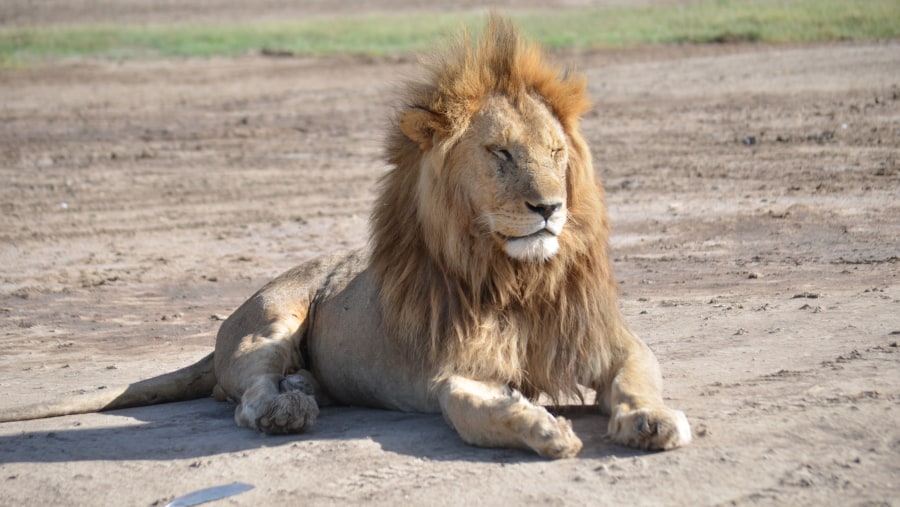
371,17 -> 627,401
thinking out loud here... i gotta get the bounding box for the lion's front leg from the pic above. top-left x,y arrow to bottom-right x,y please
599,339 -> 692,450
215,317 -> 319,435
438,375 -> 583,459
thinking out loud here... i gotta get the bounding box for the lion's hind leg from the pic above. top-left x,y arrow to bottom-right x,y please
438,375 -> 583,459
215,316 -> 319,435
233,371 -> 319,434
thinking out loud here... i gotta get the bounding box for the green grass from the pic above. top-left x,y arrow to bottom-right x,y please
1,0 -> 898,66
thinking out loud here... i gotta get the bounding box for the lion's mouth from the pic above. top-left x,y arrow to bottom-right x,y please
499,229 -> 561,263
500,229 -> 556,242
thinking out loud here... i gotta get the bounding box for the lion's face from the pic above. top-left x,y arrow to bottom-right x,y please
449,93 -> 569,263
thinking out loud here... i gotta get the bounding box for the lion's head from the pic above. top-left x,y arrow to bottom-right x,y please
372,17 -> 623,399
404,91 -> 571,263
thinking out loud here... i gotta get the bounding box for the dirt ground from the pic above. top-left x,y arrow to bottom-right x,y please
1,4 -> 899,506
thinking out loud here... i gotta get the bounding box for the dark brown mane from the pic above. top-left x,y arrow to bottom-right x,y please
370,16 -> 628,400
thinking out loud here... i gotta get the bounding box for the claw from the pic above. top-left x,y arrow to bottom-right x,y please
279,373 -> 315,395
636,415 -> 650,435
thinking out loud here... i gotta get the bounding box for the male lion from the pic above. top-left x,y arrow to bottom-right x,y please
1,17 -> 691,458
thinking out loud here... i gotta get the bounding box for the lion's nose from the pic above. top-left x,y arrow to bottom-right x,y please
526,201 -> 562,220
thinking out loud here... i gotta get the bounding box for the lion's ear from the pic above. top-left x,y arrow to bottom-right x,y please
400,108 -> 444,151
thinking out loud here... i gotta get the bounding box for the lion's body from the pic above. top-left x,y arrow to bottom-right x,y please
229,250 -> 437,413
1,17 -> 691,458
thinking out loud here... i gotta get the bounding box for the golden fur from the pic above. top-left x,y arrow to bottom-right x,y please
374,17 -> 619,400
0,17 -> 691,458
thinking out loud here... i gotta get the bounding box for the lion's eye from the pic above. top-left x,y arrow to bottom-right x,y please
551,147 -> 564,158
490,147 -> 512,162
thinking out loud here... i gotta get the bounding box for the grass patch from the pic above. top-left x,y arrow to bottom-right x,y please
1,0 -> 897,65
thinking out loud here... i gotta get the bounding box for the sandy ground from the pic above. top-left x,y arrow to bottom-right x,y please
1,5 -> 899,506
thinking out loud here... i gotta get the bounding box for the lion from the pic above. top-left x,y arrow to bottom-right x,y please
0,17 -> 691,458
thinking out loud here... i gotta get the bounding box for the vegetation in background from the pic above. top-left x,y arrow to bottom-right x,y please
1,0 -> 897,66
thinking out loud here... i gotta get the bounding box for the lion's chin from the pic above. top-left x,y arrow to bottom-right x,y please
504,232 -> 560,263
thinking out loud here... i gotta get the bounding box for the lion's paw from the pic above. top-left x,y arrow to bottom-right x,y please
254,390 -> 319,434
235,376 -> 320,435
608,406 -> 692,451
531,415 -> 583,459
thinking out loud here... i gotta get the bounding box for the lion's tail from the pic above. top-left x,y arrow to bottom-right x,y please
0,352 -> 216,423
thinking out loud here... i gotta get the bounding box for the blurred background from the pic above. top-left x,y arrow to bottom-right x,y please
2,0 -> 897,65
